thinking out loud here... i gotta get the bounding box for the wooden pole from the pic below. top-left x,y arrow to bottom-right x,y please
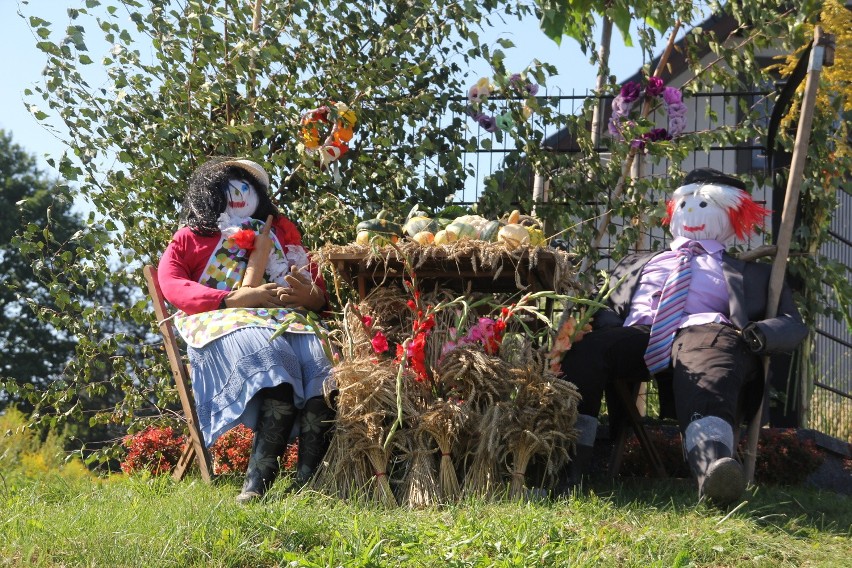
743,26 -> 833,484
579,21 -> 681,275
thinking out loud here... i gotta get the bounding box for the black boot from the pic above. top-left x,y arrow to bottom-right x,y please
553,443 -> 594,497
293,395 -> 335,487
684,417 -> 745,505
236,384 -> 297,504
553,414 -> 598,497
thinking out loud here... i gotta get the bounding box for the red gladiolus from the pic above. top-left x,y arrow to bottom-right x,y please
371,331 -> 389,354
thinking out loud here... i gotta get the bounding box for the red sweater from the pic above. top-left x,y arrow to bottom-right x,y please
158,216 -> 327,315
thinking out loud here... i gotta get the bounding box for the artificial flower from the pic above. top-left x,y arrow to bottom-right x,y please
495,112 -> 515,131
232,229 -> 257,251
334,101 -> 356,125
467,77 -> 492,104
645,76 -> 665,97
620,81 -> 641,103
477,114 -> 498,133
662,86 -> 683,105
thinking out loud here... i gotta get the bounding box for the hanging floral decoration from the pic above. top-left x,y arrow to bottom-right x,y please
299,101 -> 357,179
466,73 -> 539,133
608,77 -> 687,149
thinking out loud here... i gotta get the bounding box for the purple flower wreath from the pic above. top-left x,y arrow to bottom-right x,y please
466,73 -> 539,134
609,78 -> 687,148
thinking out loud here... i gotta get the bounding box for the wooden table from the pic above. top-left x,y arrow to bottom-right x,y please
325,248 -> 561,300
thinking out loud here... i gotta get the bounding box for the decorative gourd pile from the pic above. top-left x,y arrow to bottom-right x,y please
355,207 -> 546,251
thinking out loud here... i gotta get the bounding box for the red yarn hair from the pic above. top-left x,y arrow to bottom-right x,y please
727,193 -> 770,239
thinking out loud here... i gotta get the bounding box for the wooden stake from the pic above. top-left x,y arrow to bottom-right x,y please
743,26 -> 833,484
580,21 -> 682,275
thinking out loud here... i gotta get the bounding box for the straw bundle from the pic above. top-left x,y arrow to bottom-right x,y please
397,429 -> 441,508
309,425 -> 371,500
433,344 -> 513,410
461,403 -> 506,498
501,351 -> 581,498
420,398 -> 472,501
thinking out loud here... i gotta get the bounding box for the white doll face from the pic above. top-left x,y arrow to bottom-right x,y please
224,178 -> 259,218
669,191 -> 735,243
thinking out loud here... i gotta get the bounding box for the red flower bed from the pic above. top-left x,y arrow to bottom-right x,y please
120,426 -> 186,476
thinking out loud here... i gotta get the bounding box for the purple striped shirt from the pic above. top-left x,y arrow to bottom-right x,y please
624,237 -> 732,329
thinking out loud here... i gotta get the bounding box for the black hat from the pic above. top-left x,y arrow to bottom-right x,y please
683,168 -> 746,190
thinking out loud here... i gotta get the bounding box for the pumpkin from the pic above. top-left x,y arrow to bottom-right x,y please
497,223 -> 530,250
446,221 -> 478,240
479,220 -> 504,242
356,230 -> 397,246
507,209 -> 521,225
527,227 -> 546,246
356,210 -> 402,236
403,216 -> 438,236
411,231 -> 435,245
433,229 -> 457,245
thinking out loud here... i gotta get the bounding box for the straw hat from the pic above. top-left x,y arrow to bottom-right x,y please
221,159 -> 270,191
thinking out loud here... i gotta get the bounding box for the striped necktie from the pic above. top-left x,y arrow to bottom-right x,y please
644,241 -> 704,375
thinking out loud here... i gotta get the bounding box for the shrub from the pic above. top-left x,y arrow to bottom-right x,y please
743,428 -> 825,486
209,424 -> 299,476
620,427 -> 690,478
120,426 -> 186,476
620,427 -> 826,486
210,424 -> 254,475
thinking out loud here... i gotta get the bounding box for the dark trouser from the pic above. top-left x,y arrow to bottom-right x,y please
560,323 -> 760,432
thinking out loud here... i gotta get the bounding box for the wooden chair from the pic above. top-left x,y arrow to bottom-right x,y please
143,265 -> 214,483
607,380 -> 668,478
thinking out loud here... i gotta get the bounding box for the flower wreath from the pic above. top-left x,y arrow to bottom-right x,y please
608,77 -> 687,149
466,72 -> 540,133
299,101 -> 357,179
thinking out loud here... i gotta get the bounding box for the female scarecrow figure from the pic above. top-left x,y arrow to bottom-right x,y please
558,168 -> 808,504
158,157 -> 335,503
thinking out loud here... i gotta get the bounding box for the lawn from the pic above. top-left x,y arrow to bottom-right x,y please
2,469 -> 849,567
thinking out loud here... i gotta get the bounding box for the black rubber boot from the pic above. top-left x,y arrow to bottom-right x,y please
236,384 -> 297,504
553,414 -> 598,497
293,395 -> 335,486
553,443 -> 594,497
687,440 -> 745,505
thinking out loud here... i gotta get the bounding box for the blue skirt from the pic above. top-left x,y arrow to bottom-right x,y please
188,327 -> 331,447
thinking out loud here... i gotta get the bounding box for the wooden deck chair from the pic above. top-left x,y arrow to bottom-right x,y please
143,265 -> 214,483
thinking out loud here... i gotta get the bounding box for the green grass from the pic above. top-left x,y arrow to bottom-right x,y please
1,470 -> 849,567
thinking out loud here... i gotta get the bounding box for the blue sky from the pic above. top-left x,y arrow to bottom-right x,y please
1,2 -> 646,171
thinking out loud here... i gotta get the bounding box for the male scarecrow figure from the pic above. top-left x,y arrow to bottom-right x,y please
559,168 -> 808,504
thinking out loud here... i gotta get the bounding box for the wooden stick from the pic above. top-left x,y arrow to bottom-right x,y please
579,21 -> 682,275
743,26 -> 832,484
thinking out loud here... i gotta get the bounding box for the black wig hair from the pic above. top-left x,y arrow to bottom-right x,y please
181,157 -> 279,236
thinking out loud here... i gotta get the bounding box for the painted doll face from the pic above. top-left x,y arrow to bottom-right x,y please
224,178 -> 259,218
669,191 -> 735,243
